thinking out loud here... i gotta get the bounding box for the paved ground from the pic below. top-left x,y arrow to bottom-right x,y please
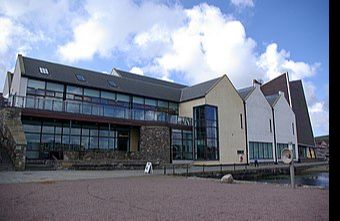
0,175 -> 328,221
0,161 -> 328,184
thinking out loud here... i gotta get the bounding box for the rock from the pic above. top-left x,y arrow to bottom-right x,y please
221,174 -> 234,183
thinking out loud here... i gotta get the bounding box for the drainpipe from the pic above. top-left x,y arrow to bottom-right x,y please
243,101 -> 249,165
272,109 -> 278,164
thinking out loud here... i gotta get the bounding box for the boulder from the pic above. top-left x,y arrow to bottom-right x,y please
221,174 -> 234,183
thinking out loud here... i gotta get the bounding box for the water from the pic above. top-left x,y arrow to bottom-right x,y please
252,172 -> 329,188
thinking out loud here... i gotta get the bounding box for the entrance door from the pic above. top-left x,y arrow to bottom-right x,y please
117,131 -> 129,151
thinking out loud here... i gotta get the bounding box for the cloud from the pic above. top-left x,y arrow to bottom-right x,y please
137,4 -> 260,87
302,81 -> 329,136
58,0 -> 185,63
257,43 -> 320,81
129,67 -> 144,75
230,0 -> 254,8
0,17 -> 46,89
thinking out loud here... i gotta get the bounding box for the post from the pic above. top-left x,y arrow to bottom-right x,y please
290,160 -> 295,188
172,165 -> 175,175
164,165 -> 166,175
233,163 -> 235,171
202,164 -> 205,173
186,164 -> 189,177
288,142 -> 295,188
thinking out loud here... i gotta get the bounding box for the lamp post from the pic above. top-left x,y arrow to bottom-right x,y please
288,142 -> 295,188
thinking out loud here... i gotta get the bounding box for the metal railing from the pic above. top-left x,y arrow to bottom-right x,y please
9,95 -> 193,126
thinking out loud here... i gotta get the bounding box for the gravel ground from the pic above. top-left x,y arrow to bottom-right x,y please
0,175 -> 328,221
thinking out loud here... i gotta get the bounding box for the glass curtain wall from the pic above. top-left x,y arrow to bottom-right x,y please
23,118 -> 130,160
194,105 -> 219,160
171,129 -> 193,160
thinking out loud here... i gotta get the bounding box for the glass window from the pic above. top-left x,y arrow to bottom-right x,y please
84,88 -> 100,97
117,93 -> 130,102
66,85 -> 82,95
42,122 -> 54,133
133,96 -> 144,104
46,82 -> 64,92
28,79 -> 45,90
145,98 -> 157,107
101,91 -> 115,100
75,74 -> 86,82
107,80 -> 117,87
158,100 -> 168,108
169,102 -> 179,114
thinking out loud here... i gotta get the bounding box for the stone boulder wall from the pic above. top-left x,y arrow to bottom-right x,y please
139,126 -> 170,164
0,108 -> 26,170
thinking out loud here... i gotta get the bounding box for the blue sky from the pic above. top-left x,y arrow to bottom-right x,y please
0,0 -> 329,136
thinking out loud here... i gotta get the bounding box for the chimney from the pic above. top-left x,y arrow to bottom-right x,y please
253,79 -> 262,88
278,91 -> 284,96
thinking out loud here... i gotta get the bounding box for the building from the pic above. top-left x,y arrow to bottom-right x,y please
238,80 -> 276,164
1,54 -> 249,170
261,73 -> 316,161
315,135 -> 329,160
265,92 -> 298,162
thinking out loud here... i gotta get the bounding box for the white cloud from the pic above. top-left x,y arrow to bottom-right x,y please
140,4 -> 260,87
0,17 -> 46,89
302,81 -> 329,136
257,43 -> 320,81
230,0 -> 254,8
58,0 -> 185,63
129,67 -> 144,75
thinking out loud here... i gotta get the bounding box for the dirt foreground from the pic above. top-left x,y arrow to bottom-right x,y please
0,175 -> 328,221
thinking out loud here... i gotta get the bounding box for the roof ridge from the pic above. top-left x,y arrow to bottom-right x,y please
114,68 -> 187,88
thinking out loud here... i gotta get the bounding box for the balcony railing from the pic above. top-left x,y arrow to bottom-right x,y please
9,95 -> 192,126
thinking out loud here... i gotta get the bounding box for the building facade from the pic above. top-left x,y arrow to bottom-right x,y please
1,55 -> 313,170
238,80 -> 276,163
261,73 -> 316,161
266,92 -> 298,162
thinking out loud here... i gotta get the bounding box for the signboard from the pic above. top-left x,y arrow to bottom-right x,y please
144,162 -> 153,174
281,148 -> 293,164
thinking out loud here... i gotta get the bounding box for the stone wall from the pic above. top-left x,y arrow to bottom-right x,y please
0,108 -> 26,170
139,126 -> 171,164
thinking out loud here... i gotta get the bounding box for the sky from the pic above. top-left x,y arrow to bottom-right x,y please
0,0 -> 329,136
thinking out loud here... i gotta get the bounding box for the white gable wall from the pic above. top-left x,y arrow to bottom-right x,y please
273,95 -> 299,161
245,84 -> 275,162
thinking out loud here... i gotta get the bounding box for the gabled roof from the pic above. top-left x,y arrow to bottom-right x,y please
265,94 -> 280,107
180,76 -> 222,102
261,73 -> 291,105
237,86 -> 255,101
21,56 -> 184,102
114,68 -> 186,89
289,80 -> 315,146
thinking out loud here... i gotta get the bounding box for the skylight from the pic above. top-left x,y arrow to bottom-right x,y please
75,74 -> 86,82
108,80 -> 117,87
39,67 -> 49,75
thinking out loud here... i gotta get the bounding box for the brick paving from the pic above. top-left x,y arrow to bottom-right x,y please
0,175 -> 328,221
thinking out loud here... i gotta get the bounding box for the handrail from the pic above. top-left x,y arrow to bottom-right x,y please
9,95 -> 193,126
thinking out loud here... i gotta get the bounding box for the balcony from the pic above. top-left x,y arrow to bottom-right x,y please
9,95 -> 192,126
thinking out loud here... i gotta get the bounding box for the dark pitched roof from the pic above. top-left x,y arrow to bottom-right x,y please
237,86 -> 255,100
289,80 -> 315,146
21,56 -> 183,102
114,69 -> 186,89
180,77 -> 222,102
265,94 -> 280,107
261,73 -> 291,105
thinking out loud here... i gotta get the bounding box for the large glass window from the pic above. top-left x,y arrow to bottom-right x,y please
249,142 -> 273,160
194,105 -> 219,160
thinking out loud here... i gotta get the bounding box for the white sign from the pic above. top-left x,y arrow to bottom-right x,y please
281,148 -> 293,164
144,162 -> 153,174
